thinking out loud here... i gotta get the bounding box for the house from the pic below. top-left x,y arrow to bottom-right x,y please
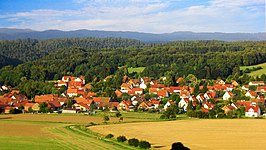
87,92 -> 96,97
222,91 -> 233,100
231,80 -> 239,87
150,80 -> 158,85
245,105 -> 261,117
4,106 -> 13,113
62,108 -> 78,113
245,91 -> 257,99
165,100 -> 176,110
216,79 -> 225,85
178,98 -> 189,111
120,83 -> 131,92
57,81 -> 67,88
11,90 -> 20,94
241,85 -> 249,91
35,94 -> 58,103
62,76 -> 72,82
257,86 -> 266,93
150,99 -> 161,109
248,81 -> 265,86
108,102 -> 120,111
24,103 -> 35,112
157,90 -> 169,98
96,97 -> 111,109
222,105 -> 236,114
48,101 -> 62,111
180,90 -> 190,99
196,94 -> 206,102
149,88 -> 158,95
203,102 -> 215,110
118,100 -> 133,111
67,88 -> 78,97
176,77 -> 185,84
115,90 -> 123,98
139,82 -> 147,89
169,86 -> 181,93
128,79 -> 140,87
138,101 -> 153,110
131,88 -> 143,95
189,96 -> 197,102
74,103 -> 90,112
122,75 -> 129,83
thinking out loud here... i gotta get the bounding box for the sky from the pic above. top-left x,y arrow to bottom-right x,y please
0,0 -> 264,33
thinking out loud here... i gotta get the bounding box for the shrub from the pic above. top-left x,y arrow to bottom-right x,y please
117,136 -> 127,142
128,138 -> 139,147
160,114 -> 167,119
115,112 -> 122,118
139,140 -> 151,149
105,134 -> 114,138
103,116 -> 110,122
171,142 -> 190,150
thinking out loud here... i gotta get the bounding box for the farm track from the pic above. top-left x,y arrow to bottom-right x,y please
46,124 -> 137,150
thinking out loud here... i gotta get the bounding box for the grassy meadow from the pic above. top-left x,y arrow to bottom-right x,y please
127,67 -> 145,74
240,63 -> 266,77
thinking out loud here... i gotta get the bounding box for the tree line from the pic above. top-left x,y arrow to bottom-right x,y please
0,38 -> 266,87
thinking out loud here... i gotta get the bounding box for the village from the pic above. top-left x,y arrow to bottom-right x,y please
0,75 -> 265,118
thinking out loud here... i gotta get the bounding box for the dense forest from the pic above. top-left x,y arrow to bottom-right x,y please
0,38 -> 266,87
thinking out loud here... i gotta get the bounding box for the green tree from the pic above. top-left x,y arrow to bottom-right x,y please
103,115 -> 110,122
193,84 -> 200,96
39,102 -> 51,113
66,100 -> 73,108
161,105 -> 178,119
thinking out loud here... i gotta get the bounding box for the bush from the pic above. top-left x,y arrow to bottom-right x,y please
139,140 -> 151,149
105,134 -> 114,138
103,116 -> 110,122
117,136 -> 127,142
160,114 -> 167,119
128,138 -> 139,147
115,112 -> 122,118
171,142 -> 190,150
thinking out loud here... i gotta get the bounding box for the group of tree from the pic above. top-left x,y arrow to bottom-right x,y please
1,38 -> 266,90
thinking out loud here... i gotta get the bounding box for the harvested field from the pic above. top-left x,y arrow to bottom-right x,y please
0,121 -> 51,137
90,119 -> 266,150
0,114 -> 141,124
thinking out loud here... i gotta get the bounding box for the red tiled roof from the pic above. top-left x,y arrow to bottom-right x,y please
48,101 -> 61,108
67,88 -> 78,94
246,105 -> 260,112
150,99 -> 160,105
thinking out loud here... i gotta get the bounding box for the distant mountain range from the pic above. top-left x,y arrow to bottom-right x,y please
0,28 -> 266,42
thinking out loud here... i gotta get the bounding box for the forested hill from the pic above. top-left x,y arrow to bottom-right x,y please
0,38 -> 144,63
0,28 -> 266,42
1,39 -> 266,87
0,54 -> 22,68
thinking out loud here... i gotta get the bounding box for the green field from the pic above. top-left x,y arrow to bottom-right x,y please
0,114 -> 144,150
240,63 -> 266,77
127,67 -> 145,74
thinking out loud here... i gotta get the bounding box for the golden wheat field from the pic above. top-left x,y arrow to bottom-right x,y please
90,119 -> 266,150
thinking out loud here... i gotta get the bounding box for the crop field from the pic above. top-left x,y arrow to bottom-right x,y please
0,113 -> 143,124
0,114 -> 145,150
240,63 -> 266,77
90,119 -> 266,150
127,67 -> 145,74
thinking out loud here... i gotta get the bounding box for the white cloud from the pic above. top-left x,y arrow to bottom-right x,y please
1,0 -> 264,33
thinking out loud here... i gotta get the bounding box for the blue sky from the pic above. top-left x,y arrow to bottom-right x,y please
0,0 -> 264,33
